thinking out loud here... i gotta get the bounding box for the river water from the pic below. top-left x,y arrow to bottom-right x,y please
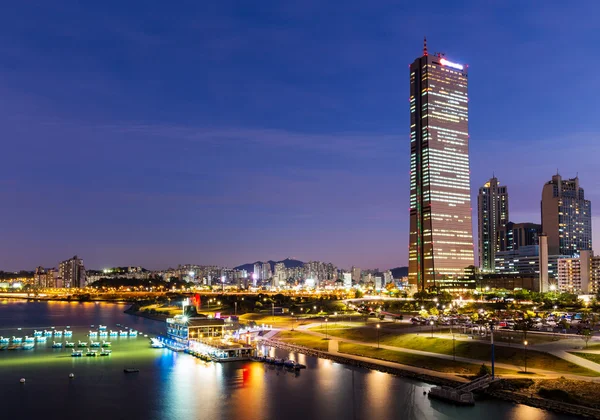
0,300 -> 575,420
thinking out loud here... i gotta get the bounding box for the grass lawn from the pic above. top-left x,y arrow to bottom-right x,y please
338,342 -> 517,375
310,327 -> 598,376
569,352 -> 600,365
138,304 -> 182,317
273,330 -> 329,351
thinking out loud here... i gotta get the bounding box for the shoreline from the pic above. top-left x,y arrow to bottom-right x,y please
123,305 -> 169,322
263,337 -> 600,419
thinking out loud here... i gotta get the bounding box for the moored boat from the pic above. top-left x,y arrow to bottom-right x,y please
89,331 -> 98,337
283,360 -> 306,370
33,330 -> 43,337
54,331 -> 63,337
44,330 -> 53,336
64,330 -> 73,337
90,341 -> 100,348
36,336 -> 47,342
65,341 -> 75,348
71,350 -> 83,357
119,330 -> 128,337
78,340 -> 87,347
12,337 -> 23,343
109,330 -> 118,337
52,341 -> 63,348
100,349 -> 112,356
102,341 -> 111,347
0,336 -> 10,344
24,336 -> 35,342
86,349 -> 98,357
99,331 -> 108,337
22,343 -> 34,350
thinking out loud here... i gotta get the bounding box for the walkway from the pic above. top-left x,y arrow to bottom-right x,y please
294,323 -> 600,380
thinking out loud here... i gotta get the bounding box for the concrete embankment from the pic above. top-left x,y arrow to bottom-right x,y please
264,337 -> 600,419
261,338 -> 462,388
488,390 -> 600,419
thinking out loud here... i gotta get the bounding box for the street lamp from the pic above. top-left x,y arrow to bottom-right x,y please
376,323 -> 381,349
430,320 -> 435,338
291,312 -> 295,331
523,340 -> 529,373
325,318 -> 328,340
490,322 -> 495,379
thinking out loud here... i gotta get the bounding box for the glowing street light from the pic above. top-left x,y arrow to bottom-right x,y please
523,340 -> 529,373
376,323 -> 381,349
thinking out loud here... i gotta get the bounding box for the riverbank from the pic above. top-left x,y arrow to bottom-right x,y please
262,338 -> 465,387
124,304 -> 169,322
264,337 -> 600,419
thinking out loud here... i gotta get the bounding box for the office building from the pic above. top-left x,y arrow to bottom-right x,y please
477,177 -> 509,272
498,222 -> 541,252
59,255 -> 86,288
408,40 -> 474,290
541,174 -> 592,256
494,245 -> 564,280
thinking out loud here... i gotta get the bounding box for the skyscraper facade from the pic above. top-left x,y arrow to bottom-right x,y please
498,222 -> 541,252
408,41 -> 474,290
477,177 -> 509,272
541,174 -> 592,256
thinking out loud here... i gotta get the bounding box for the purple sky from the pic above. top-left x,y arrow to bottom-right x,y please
1,1 -> 600,271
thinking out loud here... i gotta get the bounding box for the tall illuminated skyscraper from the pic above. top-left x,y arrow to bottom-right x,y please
408,40 -> 474,290
477,176 -> 509,272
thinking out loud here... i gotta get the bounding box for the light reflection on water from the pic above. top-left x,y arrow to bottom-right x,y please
0,301 -> 576,420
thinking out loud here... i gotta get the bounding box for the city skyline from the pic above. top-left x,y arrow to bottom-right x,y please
2,2 -> 600,271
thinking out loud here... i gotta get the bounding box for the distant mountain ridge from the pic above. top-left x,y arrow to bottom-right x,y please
234,258 -> 304,272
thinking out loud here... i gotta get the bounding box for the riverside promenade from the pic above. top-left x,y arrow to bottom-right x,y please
289,323 -> 600,381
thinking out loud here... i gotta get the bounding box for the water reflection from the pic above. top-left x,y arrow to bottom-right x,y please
0,301 -> 577,420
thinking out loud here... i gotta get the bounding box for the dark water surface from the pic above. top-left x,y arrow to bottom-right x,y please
0,300 -> 575,420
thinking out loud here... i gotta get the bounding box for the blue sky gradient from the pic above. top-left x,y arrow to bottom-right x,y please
2,1 -> 600,270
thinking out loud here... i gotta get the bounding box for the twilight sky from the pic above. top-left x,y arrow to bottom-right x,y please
2,1 -> 600,271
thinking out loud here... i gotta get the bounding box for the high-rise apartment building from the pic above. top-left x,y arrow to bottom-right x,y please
261,262 -> 272,282
408,40 -> 474,290
253,263 -> 261,281
541,174 -> 592,256
557,250 -> 596,294
59,255 -> 86,288
477,177 -> 508,272
351,266 -> 361,285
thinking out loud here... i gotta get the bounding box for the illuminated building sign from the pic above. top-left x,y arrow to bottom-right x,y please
439,58 -> 464,70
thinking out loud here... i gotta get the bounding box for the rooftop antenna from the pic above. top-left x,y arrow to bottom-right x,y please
423,36 -> 428,56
